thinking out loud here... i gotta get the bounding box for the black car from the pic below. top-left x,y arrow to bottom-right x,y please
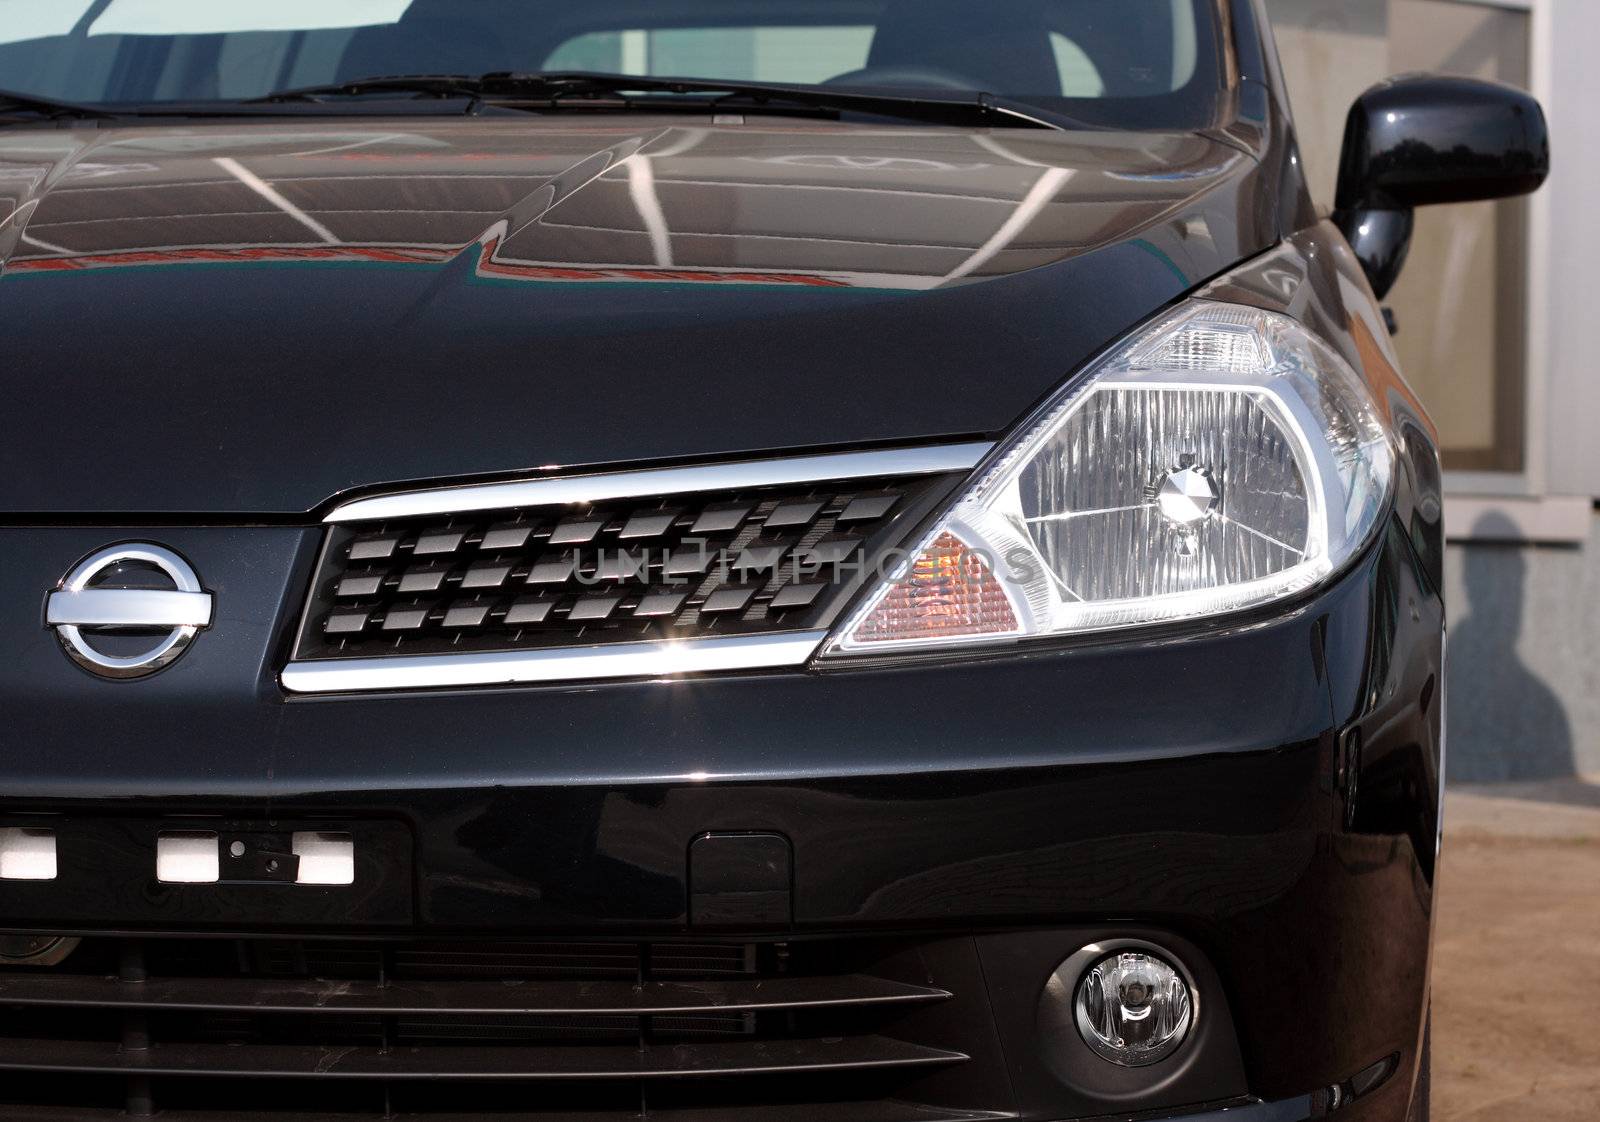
0,2 -> 1549,1121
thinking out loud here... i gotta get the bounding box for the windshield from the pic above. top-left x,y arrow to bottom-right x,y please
0,1 -> 1227,130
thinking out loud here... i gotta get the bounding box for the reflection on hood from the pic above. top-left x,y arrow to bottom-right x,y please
2,119 -> 1241,291
0,117 -> 1266,515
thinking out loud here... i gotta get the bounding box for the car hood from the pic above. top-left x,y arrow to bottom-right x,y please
0,116 -> 1270,515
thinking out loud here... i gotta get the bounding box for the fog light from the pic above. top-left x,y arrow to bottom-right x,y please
1075,951 -> 1193,1067
0,936 -> 79,967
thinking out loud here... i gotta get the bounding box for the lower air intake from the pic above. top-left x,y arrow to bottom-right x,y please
0,935 -> 1016,1121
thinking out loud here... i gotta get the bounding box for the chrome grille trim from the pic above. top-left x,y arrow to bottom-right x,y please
281,631 -> 828,694
288,443 -> 989,691
323,444 -> 992,524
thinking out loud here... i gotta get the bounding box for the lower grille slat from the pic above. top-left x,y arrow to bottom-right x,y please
0,972 -> 949,1016
1,1104 -> 1015,1122
0,1034 -> 967,1080
0,935 -> 1012,1119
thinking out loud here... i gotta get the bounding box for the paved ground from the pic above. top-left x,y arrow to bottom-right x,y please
1434,780 -> 1600,1120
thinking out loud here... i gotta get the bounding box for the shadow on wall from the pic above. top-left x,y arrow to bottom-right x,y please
1446,511 -> 1574,783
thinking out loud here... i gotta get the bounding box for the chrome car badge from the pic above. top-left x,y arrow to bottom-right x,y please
46,545 -> 213,679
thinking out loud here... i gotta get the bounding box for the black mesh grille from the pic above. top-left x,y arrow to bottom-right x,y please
0,935 -> 1016,1121
293,470 -> 962,662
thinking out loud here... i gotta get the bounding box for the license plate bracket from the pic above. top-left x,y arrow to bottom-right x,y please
0,815 -> 412,929
218,831 -> 299,883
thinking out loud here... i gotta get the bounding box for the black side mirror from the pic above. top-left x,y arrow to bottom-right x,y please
1332,74 -> 1550,298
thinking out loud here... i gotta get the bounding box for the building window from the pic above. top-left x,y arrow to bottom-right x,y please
543,26 -> 876,87
1266,0 -> 1532,474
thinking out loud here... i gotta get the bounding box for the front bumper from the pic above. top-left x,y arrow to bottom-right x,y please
0,520 -> 1442,1121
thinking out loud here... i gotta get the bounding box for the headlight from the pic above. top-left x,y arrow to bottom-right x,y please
827,301 -> 1394,653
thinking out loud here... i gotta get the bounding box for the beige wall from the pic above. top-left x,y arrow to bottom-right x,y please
1265,0 -> 1531,473
1265,0 -> 1389,212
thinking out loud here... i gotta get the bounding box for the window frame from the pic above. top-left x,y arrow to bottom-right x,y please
1437,0 -> 1576,540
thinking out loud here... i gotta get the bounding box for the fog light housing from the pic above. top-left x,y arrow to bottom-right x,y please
1075,951 -> 1193,1067
0,935 -> 79,967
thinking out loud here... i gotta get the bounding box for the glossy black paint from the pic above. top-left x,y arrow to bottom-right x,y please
0,2 -> 1475,1118
1337,207 -> 1417,304
0,522 -> 1437,1119
1335,75 -> 1550,212
1333,74 -> 1550,298
0,121 -> 1274,517
689,832 -> 794,929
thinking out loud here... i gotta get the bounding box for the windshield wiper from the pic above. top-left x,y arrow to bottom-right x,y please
250,75 -> 488,104
0,88 -> 119,123
254,71 -> 1079,131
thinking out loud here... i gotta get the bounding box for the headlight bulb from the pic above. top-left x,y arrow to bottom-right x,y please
1153,455 -> 1220,528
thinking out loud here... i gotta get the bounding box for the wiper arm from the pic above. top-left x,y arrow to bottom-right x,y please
495,72 -> 1077,130
0,88 -> 119,122
249,74 -> 487,104
254,71 -> 1078,131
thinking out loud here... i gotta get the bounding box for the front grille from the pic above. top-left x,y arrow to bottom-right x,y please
292,469 -> 962,662
0,935 -> 1016,1120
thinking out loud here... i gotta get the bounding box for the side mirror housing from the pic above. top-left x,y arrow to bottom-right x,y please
1332,74 -> 1550,298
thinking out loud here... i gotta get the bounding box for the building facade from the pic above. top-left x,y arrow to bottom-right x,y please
1266,0 -> 1600,781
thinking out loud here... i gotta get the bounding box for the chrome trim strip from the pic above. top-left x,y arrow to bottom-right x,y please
46,588 -> 214,629
281,631 -> 828,694
324,443 -> 992,524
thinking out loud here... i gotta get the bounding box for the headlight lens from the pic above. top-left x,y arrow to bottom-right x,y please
828,301 -> 1394,652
